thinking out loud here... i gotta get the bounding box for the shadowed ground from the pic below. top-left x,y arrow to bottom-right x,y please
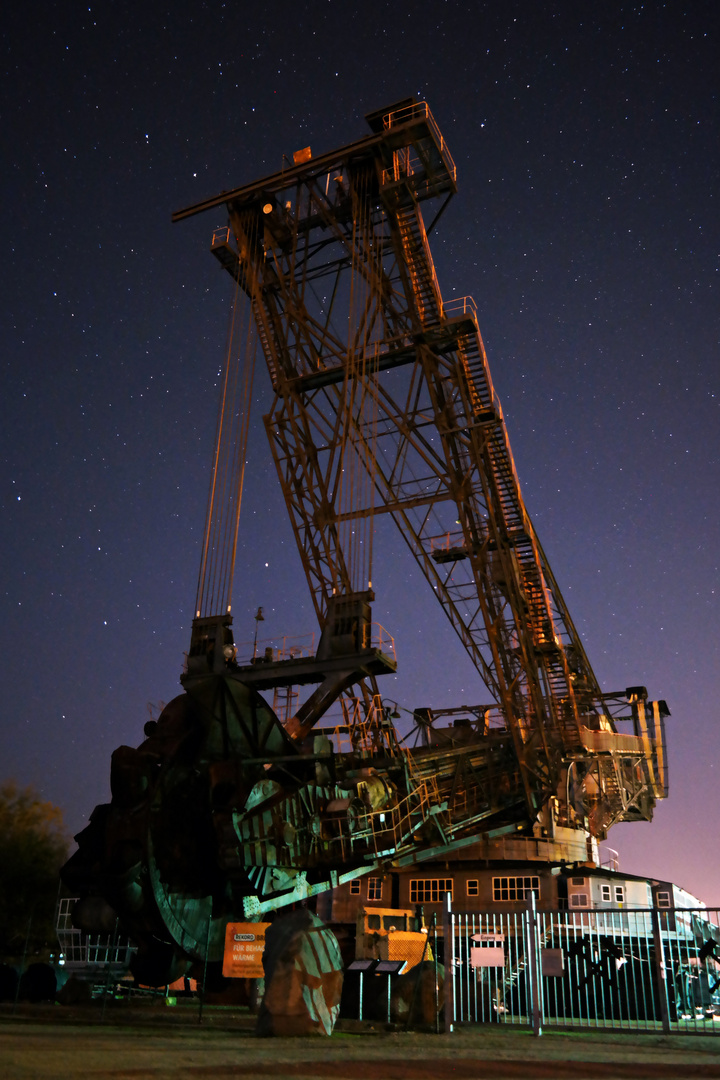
3,1007 -> 720,1079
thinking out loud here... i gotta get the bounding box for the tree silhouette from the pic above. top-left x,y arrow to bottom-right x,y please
0,781 -> 69,960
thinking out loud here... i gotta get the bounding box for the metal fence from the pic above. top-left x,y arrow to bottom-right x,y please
56,898 -> 135,973
443,896 -> 720,1035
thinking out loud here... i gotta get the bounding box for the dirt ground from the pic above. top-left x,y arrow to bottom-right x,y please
3,1005 -> 720,1080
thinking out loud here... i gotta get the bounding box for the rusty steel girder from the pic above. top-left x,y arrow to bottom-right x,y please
63,101 -> 669,983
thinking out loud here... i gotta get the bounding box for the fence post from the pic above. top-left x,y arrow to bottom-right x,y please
433,912 -> 439,1034
443,891 -> 454,1033
651,905 -> 671,1035
526,892 -> 543,1036
101,917 -> 120,1022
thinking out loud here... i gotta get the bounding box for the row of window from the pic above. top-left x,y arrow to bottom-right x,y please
349,876 -> 541,902
349,877 -> 671,906
350,878 -> 382,900
570,884 -> 626,907
492,876 -> 540,902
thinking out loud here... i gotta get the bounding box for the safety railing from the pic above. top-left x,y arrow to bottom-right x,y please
443,296 -> 478,320
430,531 -> 471,560
382,149 -> 424,187
345,776 -> 446,861
362,621 -> 396,661
598,846 -> 621,872
235,632 -> 317,666
211,225 -> 231,246
56,898 -> 135,971
235,626 -> 392,667
382,101 -> 457,185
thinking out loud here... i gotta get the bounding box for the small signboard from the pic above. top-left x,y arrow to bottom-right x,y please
470,932 -> 506,969
347,959 -> 376,972
541,948 -> 565,977
222,922 -> 270,978
374,960 -> 406,975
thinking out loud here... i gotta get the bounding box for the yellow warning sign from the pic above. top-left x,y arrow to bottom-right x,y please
222,922 -> 270,978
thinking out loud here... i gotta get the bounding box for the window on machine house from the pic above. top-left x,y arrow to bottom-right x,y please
367,877 -> 383,901
409,879 -> 453,903
492,876 -> 540,902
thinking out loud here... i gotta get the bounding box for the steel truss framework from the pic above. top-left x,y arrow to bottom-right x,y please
58,102 -> 671,986
176,101 -> 667,839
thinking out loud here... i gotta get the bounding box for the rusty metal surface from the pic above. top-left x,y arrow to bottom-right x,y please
62,101 -> 668,982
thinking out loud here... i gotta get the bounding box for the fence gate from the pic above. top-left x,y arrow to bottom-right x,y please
443,896 -> 720,1035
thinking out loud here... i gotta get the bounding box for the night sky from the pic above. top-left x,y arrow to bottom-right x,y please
3,2 -> 718,904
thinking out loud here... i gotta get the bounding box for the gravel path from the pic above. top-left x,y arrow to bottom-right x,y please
3,1013 -> 720,1079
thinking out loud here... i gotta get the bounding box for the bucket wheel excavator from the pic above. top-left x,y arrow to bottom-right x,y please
63,100 -> 668,985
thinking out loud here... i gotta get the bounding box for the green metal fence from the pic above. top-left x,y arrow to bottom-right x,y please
443,896 -> 720,1035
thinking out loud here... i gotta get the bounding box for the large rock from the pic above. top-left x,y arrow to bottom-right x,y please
257,908 -> 343,1036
